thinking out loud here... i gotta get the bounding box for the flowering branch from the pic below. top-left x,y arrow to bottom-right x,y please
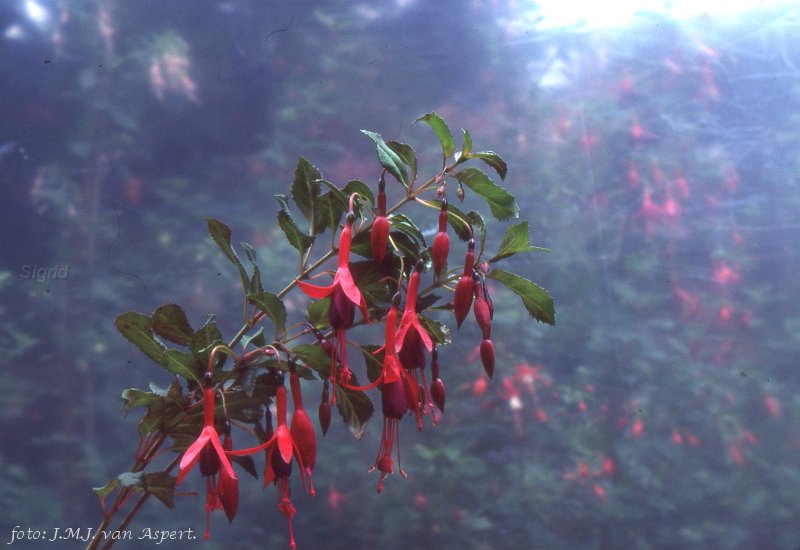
94,113 -> 555,549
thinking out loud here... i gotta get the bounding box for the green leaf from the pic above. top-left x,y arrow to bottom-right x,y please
240,327 -> 265,351
307,296 -> 331,329
140,472 -> 176,509
291,343 -> 331,378
162,349 -> 203,385
387,141 -> 417,184
274,193 -> 291,212
334,385 -> 374,439
94,472 -> 176,510
349,260 -> 393,305
361,130 -> 409,187
454,167 -> 519,221
460,128 -> 473,159
93,477 -> 120,502
240,243 -> 264,294
388,213 -> 427,249
316,192 -> 345,235
359,344 -> 383,382
488,268 -> 555,325
138,402 -> 168,437
471,151 -> 508,180
489,221 -> 549,263
191,316 -> 224,368
247,291 -> 287,338
291,157 -> 322,225
419,315 -> 451,346
115,311 -> 166,365
206,218 -> 249,292
151,304 -> 194,346
122,388 -> 160,412
416,112 -> 456,159
230,455 -> 258,479
343,179 -> 375,208
278,209 -> 314,253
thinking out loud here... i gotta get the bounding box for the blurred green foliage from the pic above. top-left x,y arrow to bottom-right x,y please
3,1 -> 800,549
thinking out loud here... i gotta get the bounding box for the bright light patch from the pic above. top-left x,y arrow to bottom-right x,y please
24,0 -> 51,30
531,0 -> 798,29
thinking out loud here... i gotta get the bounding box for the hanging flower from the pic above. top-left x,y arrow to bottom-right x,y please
297,197 -> 370,401
289,370 -> 317,496
176,380 -> 238,540
395,259 -> 434,356
228,384 -> 309,550
395,259 -> 435,425
296,209 -> 369,325
370,293 -> 419,493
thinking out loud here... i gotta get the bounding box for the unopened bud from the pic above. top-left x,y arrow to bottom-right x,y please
431,377 -> 446,413
480,338 -> 495,379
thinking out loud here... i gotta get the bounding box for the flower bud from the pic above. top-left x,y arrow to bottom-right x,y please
290,372 -> 317,490
453,240 -> 475,328
432,200 -> 450,277
371,215 -> 390,261
371,178 -> 390,261
318,382 -> 331,436
480,338 -> 495,379
473,278 -> 492,339
430,377 -> 446,413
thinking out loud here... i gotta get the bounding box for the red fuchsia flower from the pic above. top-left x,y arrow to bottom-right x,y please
228,384 -> 310,550
371,177 -> 390,262
319,290 -> 420,493
289,369 -> 317,496
453,238 -> 475,328
396,259 -> 434,355
176,379 -> 238,540
395,259 -> 436,423
432,199 -> 450,278
297,200 -> 370,401
199,423 -> 239,541
370,293 -> 419,493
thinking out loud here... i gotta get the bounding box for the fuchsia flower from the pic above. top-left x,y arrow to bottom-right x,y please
176,380 -> 238,540
297,202 -> 370,401
395,259 -> 434,356
297,210 -> 369,324
395,259 -> 436,426
370,293 -> 420,493
228,384 -> 310,550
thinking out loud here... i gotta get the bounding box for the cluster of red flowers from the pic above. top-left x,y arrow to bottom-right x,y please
175,191 -> 501,548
